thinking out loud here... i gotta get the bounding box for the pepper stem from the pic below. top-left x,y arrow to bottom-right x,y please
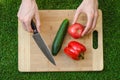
79,53 -> 84,59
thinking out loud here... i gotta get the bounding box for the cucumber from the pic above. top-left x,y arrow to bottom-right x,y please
52,19 -> 69,56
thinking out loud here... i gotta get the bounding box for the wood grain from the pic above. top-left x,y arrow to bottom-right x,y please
18,10 -> 103,72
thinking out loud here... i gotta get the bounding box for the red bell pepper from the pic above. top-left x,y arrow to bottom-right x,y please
68,23 -> 84,39
64,41 -> 86,60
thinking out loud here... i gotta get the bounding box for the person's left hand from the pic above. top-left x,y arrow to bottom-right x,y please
73,0 -> 98,36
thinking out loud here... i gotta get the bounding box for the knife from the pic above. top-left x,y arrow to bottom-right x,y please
31,20 -> 56,65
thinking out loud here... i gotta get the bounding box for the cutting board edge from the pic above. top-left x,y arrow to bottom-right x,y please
92,9 -> 104,71
18,20 -> 31,72
18,9 -> 103,72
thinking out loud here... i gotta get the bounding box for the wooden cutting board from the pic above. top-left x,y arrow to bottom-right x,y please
18,10 -> 103,72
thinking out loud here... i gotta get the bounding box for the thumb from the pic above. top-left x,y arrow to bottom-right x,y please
35,12 -> 41,32
72,10 -> 81,24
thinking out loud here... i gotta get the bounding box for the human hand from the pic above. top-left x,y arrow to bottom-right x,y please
73,0 -> 98,36
17,0 -> 40,32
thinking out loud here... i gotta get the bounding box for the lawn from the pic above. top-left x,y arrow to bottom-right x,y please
0,0 -> 120,80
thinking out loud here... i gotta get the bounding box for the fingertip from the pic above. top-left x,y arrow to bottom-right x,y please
27,24 -> 33,33
30,31 -> 33,33
87,30 -> 92,35
81,34 -> 84,37
29,28 -> 33,33
81,29 -> 87,37
36,22 -> 41,32
81,32 -> 85,37
25,25 -> 33,33
72,21 -> 75,24
30,26 -> 33,32
27,29 -> 32,33
87,31 -> 91,34
37,26 -> 40,33
35,22 -> 40,33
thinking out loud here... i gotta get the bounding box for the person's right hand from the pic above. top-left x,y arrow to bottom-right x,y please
17,0 -> 40,32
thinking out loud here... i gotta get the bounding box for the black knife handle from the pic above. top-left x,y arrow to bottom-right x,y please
31,20 -> 38,34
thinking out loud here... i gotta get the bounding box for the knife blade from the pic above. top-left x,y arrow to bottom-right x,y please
31,20 -> 56,65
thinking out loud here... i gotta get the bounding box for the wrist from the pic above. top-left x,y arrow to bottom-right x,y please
83,0 -> 98,3
22,0 -> 35,1
84,0 -> 97,1
22,0 -> 35,3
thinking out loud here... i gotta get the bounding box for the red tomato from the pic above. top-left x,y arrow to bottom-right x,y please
68,23 -> 84,39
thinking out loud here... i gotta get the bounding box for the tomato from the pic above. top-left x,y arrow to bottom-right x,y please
68,23 -> 84,39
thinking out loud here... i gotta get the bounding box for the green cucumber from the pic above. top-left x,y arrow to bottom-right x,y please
52,19 -> 69,56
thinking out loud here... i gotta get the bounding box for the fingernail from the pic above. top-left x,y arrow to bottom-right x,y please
87,30 -> 92,34
87,31 -> 90,34
38,28 -> 40,33
72,21 -> 75,24
81,33 -> 84,37
30,30 -> 33,33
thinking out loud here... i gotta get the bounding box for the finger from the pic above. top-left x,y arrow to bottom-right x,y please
18,18 -> 27,31
72,10 -> 81,24
81,14 -> 94,36
22,22 -> 27,31
24,20 -> 33,32
87,12 -> 98,34
18,16 -> 29,32
35,12 -> 41,32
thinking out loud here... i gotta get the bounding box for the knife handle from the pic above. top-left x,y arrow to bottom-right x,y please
31,20 -> 38,34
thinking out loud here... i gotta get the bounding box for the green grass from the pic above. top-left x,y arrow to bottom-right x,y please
0,0 -> 120,80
